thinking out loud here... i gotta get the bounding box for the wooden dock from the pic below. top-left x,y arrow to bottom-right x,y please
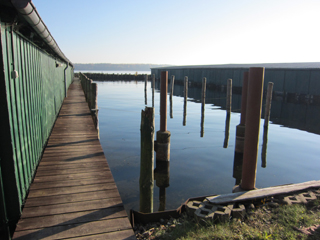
13,79 -> 136,239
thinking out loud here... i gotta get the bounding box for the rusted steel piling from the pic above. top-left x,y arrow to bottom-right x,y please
145,74 -> 148,105
140,107 -> 155,213
241,67 -> 265,190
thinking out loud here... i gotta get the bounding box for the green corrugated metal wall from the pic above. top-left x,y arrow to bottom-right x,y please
0,22 -> 73,232
151,68 -> 320,96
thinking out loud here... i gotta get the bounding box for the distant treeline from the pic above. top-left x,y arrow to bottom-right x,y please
74,63 -> 171,71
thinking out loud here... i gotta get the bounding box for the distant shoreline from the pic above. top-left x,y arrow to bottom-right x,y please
74,63 -> 170,71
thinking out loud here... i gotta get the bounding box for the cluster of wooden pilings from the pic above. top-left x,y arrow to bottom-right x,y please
79,73 -> 99,134
144,69 -> 274,197
82,72 -> 151,81
140,72 -> 171,213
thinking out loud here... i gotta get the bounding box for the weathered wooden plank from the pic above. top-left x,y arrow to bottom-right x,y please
13,80 -> 134,239
15,207 -> 128,231
32,171 -> 113,183
27,183 -> 118,198
21,198 -> 125,218
29,177 -> 114,190
24,189 -> 121,207
13,218 -> 132,240
208,180 -> 320,204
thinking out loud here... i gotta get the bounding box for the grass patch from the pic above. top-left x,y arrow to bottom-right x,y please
138,200 -> 320,240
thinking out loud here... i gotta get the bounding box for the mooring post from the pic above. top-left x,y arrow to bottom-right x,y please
155,71 -> 171,163
201,77 -> 206,137
139,107 -> 155,213
233,72 -> 249,185
152,74 -> 155,107
144,74 -> 148,105
261,82 -> 273,168
226,78 -> 232,113
170,75 -> 175,119
183,76 -> 188,126
264,82 -> 274,127
241,67 -> 265,190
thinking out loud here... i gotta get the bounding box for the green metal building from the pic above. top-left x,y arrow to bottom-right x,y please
0,0 -> 74,237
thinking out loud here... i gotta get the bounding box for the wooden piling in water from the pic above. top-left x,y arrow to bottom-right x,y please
241,67 -> 265,190
140,107 -> 155,213
264,82 -> 274,127
152,74 -> 155,107
233,72 -> 249,185
201,77 -> 206,137
160,72 -> 168,132
183,76 -> 188,126
226,78 -> 232,113
145,75 -> 148,105
170,75 -> 175,119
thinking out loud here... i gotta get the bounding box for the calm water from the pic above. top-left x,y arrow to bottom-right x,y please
96,80 -> 320,213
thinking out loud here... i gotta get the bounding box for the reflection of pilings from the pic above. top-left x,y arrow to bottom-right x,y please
241,67 -> 265,190
264,82 -> 274,127
152,74 -> 155,107
144,74 -> 147,105
139,107 -> 154,213
226,78 -> 232,113
223,112 -> 231,148
261,125 -> 268,168
154,161 -> 170,212
233,72 -> 249,184
201,77 -> 206,137
183,76 -> 188,126
170,75 -> 175,119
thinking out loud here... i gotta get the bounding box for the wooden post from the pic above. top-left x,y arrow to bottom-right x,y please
160,71 -> 168,132
170,75 -> 175,99
226,78 -> 232,113
140,107 -> 155,213
145,74 -> 148,105
152,74 -> 155,107
264,82 -> 274,127
201,77 -> 206,137
233,72 -> 249,185
170,75 -> 175,119
241,67 -> 265,190
183,76 -> 188,126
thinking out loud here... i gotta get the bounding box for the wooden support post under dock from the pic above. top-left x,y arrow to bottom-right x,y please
12,78 -> 135,240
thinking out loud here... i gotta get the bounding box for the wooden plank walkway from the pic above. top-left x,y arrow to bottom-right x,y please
13,79 -> 136,240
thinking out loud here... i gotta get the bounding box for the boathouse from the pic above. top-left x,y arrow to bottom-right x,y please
151,63 -> 320,98
0,0 -> 73,236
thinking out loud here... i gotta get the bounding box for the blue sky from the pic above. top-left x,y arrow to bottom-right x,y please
32,0 -> 320,65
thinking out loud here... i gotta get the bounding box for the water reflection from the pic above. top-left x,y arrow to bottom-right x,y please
261,125 -> 268,168
223,113 -> 231,148
154,161 -> 170,211
157,82 -> 320,135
